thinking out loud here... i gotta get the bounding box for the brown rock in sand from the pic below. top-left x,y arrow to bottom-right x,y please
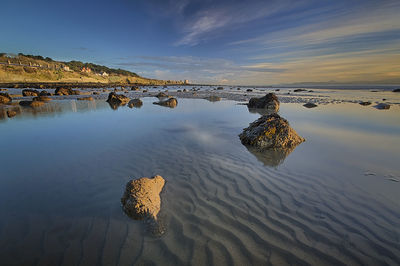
239,113 -> 305,150
121,175 -> 165,220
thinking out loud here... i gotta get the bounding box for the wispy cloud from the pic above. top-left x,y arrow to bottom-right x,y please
172,0 -> 295,46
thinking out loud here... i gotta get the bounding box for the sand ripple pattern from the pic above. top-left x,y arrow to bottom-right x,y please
0,130 -> 399,266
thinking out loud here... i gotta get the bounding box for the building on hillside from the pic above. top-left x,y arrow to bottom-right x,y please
101,71 -> 109,77
184,79 -> 189,84
81,67 -> 92,73
63,65 -> 71,71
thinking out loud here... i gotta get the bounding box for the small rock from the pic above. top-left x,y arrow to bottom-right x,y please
204,96 -> 221,102
128,98 -> 143,108
131,86 -> 140,91
375,103 -> 390,110
294,89 -> 307,92
303,102 -> 318,108
248,93 -> 280,112
33,96 -> 52,102
217,87 -> 224,90
77,97 -> 94,101
6,110 -> 17,118
156,92 -> 168,98
19,100 -> 45,107
246,89 -> 253,92
121,175 -> 165,220
39,90 -> 51,96
106,92 -> 130,106
0,93 -> 12,104
359,101 -> 371,106
392,88 -> 400,92
22,89 -> 40,97
55,88 -> 81,96
153,97 -> 178,108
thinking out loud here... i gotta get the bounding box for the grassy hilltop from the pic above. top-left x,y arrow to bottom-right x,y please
0,53 -> 182,85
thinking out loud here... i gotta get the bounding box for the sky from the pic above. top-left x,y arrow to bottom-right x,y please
1,0 -> 400,85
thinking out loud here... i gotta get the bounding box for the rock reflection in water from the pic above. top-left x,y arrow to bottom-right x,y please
247,107 -> 276,116
1,100 -> 103,120
244,145 -> 296,167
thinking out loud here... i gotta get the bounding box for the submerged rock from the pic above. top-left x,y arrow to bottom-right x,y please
55,88 -> 81,96
153,97 -> 178,108
121,175 -> 165,220
375,103 -> 390,110
393,88 -> 400,92
294,89 -> 307,92
303,102 -> 318,108
128,98 -> 143,108
0,93 -> 12,104
248,93 -> 279,112
239,113 -> 305,150
22,89 -> 40,97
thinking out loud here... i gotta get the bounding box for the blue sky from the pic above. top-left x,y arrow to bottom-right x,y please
1,0 -> 400,85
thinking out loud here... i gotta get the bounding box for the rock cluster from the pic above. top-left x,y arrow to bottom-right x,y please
153,97 -> 178,108
239,113 -> 305,150
121,175 -> 165,220
248,93 -> 280,112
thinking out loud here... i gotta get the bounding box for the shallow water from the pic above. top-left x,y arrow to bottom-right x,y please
0,98 -> 399,265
